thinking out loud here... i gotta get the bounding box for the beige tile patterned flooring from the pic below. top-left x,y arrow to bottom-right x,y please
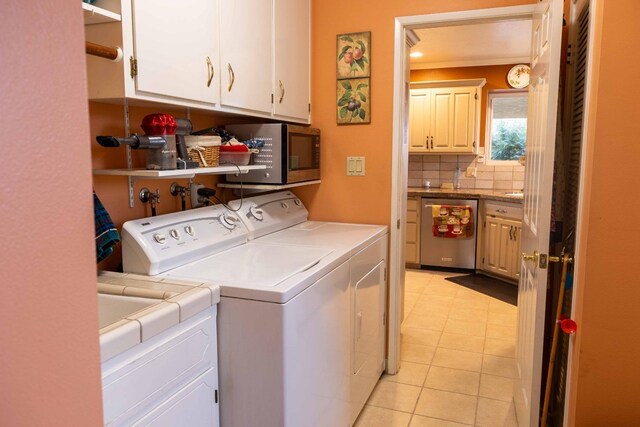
355,269 -> 518,427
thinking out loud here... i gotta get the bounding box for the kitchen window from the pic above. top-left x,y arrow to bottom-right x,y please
485,90 -> 528,164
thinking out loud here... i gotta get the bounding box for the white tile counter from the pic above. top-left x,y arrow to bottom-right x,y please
97,271 -> 220,362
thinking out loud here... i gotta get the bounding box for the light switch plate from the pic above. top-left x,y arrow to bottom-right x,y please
347,156 -> 365,176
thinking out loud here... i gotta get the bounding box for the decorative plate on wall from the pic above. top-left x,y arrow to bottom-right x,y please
507,64 -> 531,89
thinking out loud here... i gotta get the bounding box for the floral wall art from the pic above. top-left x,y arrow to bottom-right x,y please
336,31 -> 371,125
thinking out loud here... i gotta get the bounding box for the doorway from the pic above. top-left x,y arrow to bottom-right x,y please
388,3 -> 563,426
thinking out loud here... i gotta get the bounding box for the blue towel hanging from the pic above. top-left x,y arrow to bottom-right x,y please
94,191 -> 120,263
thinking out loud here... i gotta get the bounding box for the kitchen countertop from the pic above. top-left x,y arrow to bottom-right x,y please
97,271 -> 221,362
407,187 -> 523,204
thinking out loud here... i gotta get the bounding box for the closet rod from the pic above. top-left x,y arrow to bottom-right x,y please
85,41 -> 123,62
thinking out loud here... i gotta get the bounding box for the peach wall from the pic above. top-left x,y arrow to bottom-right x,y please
297,0 -> 535,225
572,0 -> 640,423
0,2 -> 103,426
411,64 -> 522,148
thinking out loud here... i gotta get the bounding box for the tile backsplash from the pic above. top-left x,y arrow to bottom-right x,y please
408,155 -> 525,191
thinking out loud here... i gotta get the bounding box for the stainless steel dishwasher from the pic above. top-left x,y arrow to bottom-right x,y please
420,198 -> 478,269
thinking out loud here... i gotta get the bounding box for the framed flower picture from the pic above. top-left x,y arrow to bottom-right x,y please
336,31 -> 371,79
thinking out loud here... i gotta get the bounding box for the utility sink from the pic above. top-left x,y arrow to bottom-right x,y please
98,293 -> 160,329
504,191 -> 524,197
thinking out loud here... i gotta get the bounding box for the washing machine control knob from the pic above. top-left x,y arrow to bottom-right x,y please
184,225 -> 194,236
294,199 -> 302,206
280,202 -> 289,210
249,206 -> 264,221
170,229 -> 181,240
219,213 -> 238,230
153,233 -> 167,244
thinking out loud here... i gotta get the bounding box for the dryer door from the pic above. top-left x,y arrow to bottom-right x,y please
351,260 -> 386,423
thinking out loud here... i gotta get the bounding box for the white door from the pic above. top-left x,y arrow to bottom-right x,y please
219,0 -> 272,114
131,0 -> 219,104
514,0 -> 563,425
273,0 -> 310,122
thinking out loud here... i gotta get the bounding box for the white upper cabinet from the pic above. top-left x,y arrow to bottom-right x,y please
409,91 -> 430,152
84,0 -> 311,123
273,0 -> 310,122
131,0 -> 219,104
409,79 -> 485,154
219,0 -> 273,114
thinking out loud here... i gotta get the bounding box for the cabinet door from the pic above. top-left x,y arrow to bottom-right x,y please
508,223 -> 523,280
484,217 -> 512,276
405,197 -> 421,264
409,90 -> 430,152
273,0 -> 310,122
450,88 -> 476,152
132,368 -> 218,427
219,0 -> 273,114
430,87 -> 476,153
430,88 -> 452,150
131,0 -> 219,104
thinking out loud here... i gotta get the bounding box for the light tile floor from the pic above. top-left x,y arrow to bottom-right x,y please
355,269 -> 519,427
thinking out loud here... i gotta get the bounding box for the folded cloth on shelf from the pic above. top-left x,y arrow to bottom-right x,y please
94,191 -> 120,263
432,204 -> 474,238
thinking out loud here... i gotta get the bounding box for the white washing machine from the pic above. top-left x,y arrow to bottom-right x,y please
121,193 -> 387,427
229,192 -> 388,425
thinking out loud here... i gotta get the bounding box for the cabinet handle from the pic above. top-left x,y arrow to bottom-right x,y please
430,136 -> 434,150
206,56 -> 214,88
227,63 -> 235,92
278,80 -> 285,103
509,226 -> 514,240
496,209 -> 508,214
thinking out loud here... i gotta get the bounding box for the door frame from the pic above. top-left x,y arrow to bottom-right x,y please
564,0 -> 603,425
388,1 -> 538,381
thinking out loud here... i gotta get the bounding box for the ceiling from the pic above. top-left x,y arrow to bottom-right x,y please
410,20 -> 532,69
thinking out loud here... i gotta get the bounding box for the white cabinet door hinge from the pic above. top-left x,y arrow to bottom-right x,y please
130,56 -> 138,78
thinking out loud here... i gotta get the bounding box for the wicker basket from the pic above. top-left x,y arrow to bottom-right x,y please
185,136 -> 221,167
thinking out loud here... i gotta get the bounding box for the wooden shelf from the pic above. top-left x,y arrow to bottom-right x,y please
93,165 -> 266,179
83,2 -> 121,25
217,180 -> 321,191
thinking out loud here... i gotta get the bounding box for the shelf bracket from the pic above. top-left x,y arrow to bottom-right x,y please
123,100 -> 135,208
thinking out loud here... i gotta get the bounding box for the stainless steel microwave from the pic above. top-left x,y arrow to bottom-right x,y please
225,123 -> 320,185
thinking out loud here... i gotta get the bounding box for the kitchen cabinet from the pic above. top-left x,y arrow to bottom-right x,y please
132,0 -> 219,104
409,79 -> 486,154
481,201 -> 523,281
219,0 -> 272,114
84,0 -> 310,123
85,0 -> 220,108
273,0 -> 311,122
405,197 -> 421,266
102,306 -> 219,426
